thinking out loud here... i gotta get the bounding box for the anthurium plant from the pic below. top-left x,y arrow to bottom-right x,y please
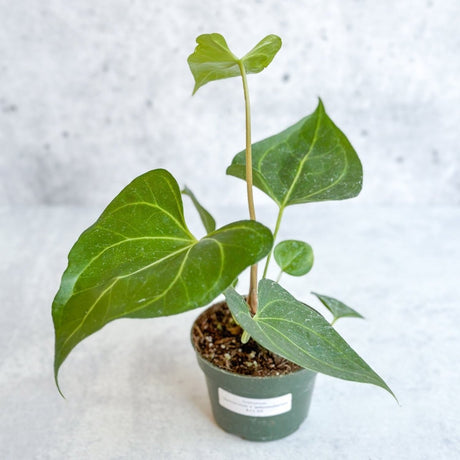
52,33 -> 393,398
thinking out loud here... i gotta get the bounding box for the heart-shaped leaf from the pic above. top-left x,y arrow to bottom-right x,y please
312,292 -> 364,324
225,280 -> 393,396
188,33 -> 281,94
274,240 -> 314,276
227,100 -> 363,209
52,169 -> 273,388
182,185 -> 216,233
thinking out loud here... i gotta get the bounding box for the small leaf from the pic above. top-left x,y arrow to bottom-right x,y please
52,169 -> 273,388
182,185 -> 216,233
187,34 -> 239,94
274,240 -> 314,276
312,292 -> 364,324
227,100 -> 363,208
241,35 -> 282,74
225,280 -> 393,396
188,33 -> 281,94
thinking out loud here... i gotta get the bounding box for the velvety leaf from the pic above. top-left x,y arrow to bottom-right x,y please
52,169 -> 273,387
225,280 -> 393,396
182,185 -> 216,233
274,240 -> 314,276
227,100 -> 363,208
188,33 -> 281,94
312,292 -> 364,323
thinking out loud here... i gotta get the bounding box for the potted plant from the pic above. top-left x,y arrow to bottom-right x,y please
52,33 -> 394,441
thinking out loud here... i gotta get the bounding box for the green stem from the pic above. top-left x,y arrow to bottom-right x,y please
241,330 -> 250,344
262,206 -> 284,278
237,60 -> 258,315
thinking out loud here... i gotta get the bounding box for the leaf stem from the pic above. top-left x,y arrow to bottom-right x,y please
262,206 -> 284,278
237,60 -> 258,314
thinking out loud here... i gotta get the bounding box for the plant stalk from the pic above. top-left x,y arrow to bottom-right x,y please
262,206 -> 284,278
238,61 -> 258,315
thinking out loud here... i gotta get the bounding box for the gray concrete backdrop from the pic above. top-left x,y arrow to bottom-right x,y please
1,0 -> 459,207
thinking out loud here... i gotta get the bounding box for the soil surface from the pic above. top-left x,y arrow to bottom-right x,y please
192,301 -> 302,377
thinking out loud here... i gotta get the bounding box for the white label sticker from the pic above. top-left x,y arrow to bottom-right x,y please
218,388 -> 292,417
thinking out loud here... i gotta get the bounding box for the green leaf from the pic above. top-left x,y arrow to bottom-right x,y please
274,240 -> 314,276
227,100 -> 363,208
52,169 -> 273,388
182,185 -> 216,233
312,292 -> 364,324
188,33 -> 281,94
240,34 -> 282,74
225,280 -> 393,396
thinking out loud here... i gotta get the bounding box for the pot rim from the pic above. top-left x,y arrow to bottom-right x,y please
193,347 -> 315,381
191,303 -> 316,381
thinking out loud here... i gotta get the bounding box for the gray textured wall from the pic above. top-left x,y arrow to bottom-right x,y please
1,0 -> 459,207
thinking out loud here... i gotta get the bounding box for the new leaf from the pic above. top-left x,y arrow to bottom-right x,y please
52,169 -> 273,389
188,33 -> 282,94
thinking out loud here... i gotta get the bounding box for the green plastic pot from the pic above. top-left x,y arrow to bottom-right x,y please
193,348 -> 317,441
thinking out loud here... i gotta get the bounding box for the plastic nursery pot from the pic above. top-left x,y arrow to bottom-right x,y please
192,310 -> 317,442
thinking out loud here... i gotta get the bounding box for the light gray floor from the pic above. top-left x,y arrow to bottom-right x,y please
1,204 -> 459,459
